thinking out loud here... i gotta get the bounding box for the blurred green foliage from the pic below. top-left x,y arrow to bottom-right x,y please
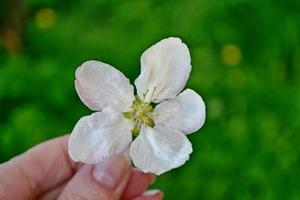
0,0 -> 300,199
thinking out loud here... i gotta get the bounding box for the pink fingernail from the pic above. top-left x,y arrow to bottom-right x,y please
92,155 -> 128,190
143,189 -> 164,198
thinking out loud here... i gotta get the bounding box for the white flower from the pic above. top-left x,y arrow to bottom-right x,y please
69,37 -> 206,175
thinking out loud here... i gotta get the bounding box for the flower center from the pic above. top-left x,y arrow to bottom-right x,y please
123,89 -> 157,135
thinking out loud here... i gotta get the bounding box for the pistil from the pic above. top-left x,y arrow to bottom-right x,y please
123,88 -> 157,135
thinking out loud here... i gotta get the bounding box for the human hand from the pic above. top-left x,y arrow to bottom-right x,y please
0,135 -> 163,200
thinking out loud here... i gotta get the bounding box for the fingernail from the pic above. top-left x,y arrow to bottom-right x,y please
92,155 -> 129,190
143,189 -> 163,197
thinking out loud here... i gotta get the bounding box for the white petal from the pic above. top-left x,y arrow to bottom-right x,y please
154,89 -> 206,135
135,37 -> 191,103
153,98 -> 181,127
75,60 -> 134,112
176,89 -> 206,134
130,125 -> 192,175
69,107 -> 133,164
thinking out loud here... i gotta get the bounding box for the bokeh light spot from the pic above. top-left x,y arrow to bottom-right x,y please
227,68 -> 247,90
259,117 -> 278,141
228,117 -> 247,141
35,8 -> 56,29
1,28 -> 22,55
221,44 -> 242,65
208,98 -> 223,120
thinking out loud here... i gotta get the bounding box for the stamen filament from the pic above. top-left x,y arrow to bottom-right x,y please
146,86 -> 157,105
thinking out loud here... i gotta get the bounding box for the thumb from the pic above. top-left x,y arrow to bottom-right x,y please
58,154 -> 131,200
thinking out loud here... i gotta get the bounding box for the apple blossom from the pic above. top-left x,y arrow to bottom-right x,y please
68,37 -> 206,175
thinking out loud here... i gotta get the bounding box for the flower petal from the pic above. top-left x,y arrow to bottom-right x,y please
130,125 -> 192,175
75,60 -> 135,112
135,37 -> 191,103
69,107 -> 133,164
154,89 -> 206,135
176,89 -> 206,134
153,98 -> 181,127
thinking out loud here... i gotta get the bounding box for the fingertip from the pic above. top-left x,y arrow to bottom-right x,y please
148,173 -> 156,184
121,169 -> 157,200
58,155 -> 132,200
132,168 -> 156,184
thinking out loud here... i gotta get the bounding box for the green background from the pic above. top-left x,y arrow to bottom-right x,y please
1,0 -> 299,199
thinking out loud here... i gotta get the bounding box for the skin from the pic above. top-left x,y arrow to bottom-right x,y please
0,135 -> 163,200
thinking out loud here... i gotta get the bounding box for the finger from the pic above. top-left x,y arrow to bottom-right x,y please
36,182 -> 67,200
121,168 -> 156,200
133,190 -> 164,200
0,135 -> 79,200
58,154 -> 131,200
